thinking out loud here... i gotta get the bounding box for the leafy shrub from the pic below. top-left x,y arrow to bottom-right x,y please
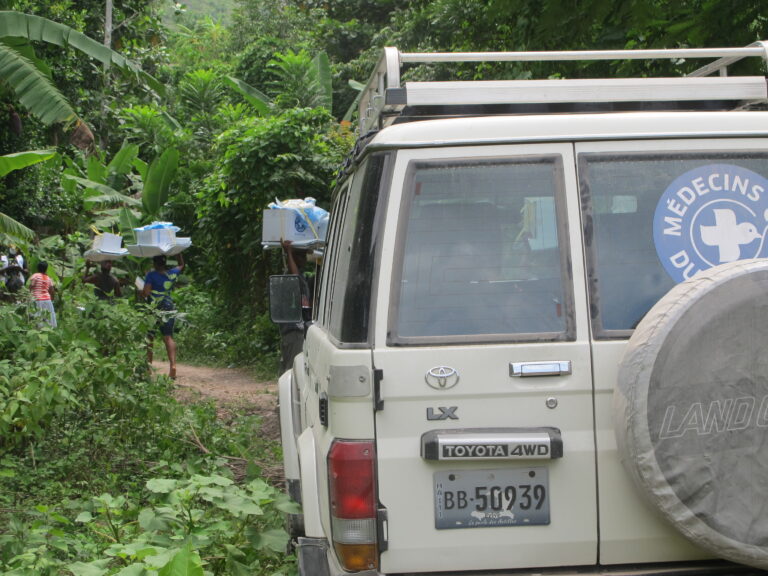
173,284 -> 280,378
0,293 -> 152,448
0,284 -> 294,575
195,107 -> 352,316
0,471 -> 297,575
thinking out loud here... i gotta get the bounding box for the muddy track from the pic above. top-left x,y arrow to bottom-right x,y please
152,361 -> 282,482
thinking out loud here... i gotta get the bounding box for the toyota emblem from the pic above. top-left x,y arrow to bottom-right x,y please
425,366 -> 460,390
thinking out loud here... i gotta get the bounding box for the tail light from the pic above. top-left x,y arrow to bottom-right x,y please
328,439 -> 378,571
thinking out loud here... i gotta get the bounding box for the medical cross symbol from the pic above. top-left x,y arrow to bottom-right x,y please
699,208 -> 761,263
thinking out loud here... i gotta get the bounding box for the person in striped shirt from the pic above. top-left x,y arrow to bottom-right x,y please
29,260 -> 56,328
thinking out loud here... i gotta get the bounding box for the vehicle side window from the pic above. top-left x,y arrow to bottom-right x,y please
390,156 -> 573,344
316,181 -> 351,328
579,151 -> 768,337
318,153 -> 388,344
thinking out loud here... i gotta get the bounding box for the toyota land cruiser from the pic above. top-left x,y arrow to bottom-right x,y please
270,43 -> 768,576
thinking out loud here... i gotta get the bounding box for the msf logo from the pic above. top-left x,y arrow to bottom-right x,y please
653,164 -> 768,284
700,208 -> 763,263
427,407 -> 458,421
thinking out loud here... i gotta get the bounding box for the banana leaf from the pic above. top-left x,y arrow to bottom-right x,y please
223,76 -> 270,116
63,175 -> 141,207
0,212 -> 34,242
142,149 -> 179,217
0,11 -> 164,96
0,149 -> 56,177
311,51 -> 332,111
0,43 -> 74,125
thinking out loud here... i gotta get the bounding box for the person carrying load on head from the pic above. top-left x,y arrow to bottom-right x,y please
84,260 -> 122,300
142,253 -> 185,379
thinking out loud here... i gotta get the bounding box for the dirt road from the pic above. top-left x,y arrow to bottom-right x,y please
152,361 -> 281,443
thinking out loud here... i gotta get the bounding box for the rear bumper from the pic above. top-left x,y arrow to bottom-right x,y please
296,556 -> 765,576
296,537 -> 330,576
391,562 -> 764,576
296,537 -> 378,576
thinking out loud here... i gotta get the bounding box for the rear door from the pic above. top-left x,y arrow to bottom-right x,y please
372,143 -> 597,573
576,138 -> 768,564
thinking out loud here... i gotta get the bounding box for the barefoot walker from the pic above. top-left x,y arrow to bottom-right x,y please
142,253 -> 185,379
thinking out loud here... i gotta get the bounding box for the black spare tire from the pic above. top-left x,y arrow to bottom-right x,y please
615,259 -> 768,569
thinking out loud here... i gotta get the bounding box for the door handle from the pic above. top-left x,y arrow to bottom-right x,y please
510,361 -> 571,377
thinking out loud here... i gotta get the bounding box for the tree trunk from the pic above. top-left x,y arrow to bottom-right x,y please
100,0 -> 113,149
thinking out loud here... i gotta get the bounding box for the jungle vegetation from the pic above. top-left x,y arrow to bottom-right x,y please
0,1 -> 765,574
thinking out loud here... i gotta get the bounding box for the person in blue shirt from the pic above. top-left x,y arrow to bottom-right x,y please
142,253 -> 185,379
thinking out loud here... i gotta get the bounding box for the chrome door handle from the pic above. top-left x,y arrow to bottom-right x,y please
510,361 -> 572,377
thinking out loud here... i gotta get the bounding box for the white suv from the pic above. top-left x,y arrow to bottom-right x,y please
271,43 -> 768,576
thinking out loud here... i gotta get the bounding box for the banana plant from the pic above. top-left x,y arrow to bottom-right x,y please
63,145 -> 180,240
223,50 -> 333,115
0,149 -> 57,245
63,145 -> 141,229
222,75 -> 271,116
140,148 -> 180,223
0,11 -> 164,147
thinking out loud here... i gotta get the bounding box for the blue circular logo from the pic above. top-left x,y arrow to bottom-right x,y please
294,213 -> 307,233
653,164 -> 768,283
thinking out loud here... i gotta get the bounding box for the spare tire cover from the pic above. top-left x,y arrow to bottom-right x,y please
615,259 -> 768,568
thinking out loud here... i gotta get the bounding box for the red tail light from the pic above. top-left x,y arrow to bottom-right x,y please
328,439 -> 378,571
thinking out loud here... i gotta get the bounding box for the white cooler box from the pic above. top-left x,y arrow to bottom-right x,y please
262,209 -> 325,245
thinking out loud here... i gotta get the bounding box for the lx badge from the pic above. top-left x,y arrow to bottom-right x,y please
427,406 -> 458,421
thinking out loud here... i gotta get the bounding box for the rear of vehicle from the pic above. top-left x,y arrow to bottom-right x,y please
275,44 -> 768,576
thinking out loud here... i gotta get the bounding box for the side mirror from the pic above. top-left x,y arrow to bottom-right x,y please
269,275 -> 303,324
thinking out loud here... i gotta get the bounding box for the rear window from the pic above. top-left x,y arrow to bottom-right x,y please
389,156 -> 573,345
579,151 -> 768,337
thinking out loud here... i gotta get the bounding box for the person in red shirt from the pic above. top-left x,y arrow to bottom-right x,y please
29,260 -> 56,328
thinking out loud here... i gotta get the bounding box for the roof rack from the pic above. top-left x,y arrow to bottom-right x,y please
355,42 -> 768,133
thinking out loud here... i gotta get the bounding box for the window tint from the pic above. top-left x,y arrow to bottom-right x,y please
391,156 -> 571,344
316,182 -> 350,328
580,152 -> 768,336
319,153 -> 388,344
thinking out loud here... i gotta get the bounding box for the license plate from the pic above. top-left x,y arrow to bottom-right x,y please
434,467 -> 549,529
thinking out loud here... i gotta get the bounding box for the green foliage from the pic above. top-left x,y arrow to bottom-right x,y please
143,148 -> 180,219
229,1 -> 317,53
196,106 -> 351,313
118,105 -> 181,157
0,149 -> 57,178
178,69 -> 228,143
0,150 -> 57,243
222,76 -> 270,116
268,49 -> 332,111
0,211 -> 33,243
179,69 -> 227,117
384,0 -> 768,80
0,471 -> 295,574
0,282 -> 295,575
165,0 -> 236,28
0,293 -> 152,447
174,284 -> 280,377
0,41 -> 76,125
231,36 -> 290,98
0,11 -> 164,95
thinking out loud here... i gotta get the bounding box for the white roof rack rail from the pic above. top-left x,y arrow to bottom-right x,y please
355,42 -> 768,133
